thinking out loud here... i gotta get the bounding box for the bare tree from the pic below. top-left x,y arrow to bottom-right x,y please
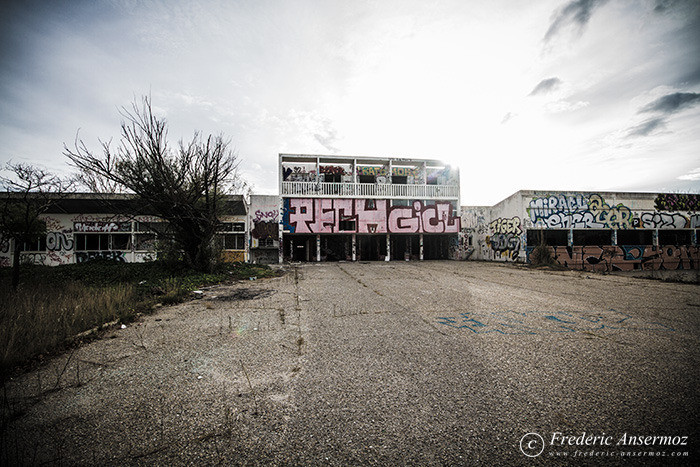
64,96 -> 245,272
0,162 -> 72,290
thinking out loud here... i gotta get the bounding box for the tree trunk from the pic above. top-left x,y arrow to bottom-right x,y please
11,239 -> 21,291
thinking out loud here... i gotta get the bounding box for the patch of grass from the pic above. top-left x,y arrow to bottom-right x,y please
0,260 -> 278,372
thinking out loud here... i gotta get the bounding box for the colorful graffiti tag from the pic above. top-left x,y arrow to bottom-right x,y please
437,309 -> 674,334
654,193 -> 700,212
357,166 -> 388,177
486,217 -> 522,261
526,245 -> 699,271
251,221 -> 277,240
528,194 -> 633,229
391,166 -> 419,178
282,199 -> 460,234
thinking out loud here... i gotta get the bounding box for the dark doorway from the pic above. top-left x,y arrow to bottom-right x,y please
284,234 -> 317,261
390,235 -> 420,260
357,235 -> 386,261
423,235 -> 450,260
321,235 -> 351,261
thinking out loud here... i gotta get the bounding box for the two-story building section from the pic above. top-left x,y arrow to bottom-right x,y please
278,153 -> 462,262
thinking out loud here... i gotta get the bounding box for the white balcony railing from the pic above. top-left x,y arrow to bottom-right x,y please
281,182 -> 459,199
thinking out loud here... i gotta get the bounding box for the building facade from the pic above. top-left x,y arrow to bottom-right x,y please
460,190 -> 700,271
248,194 -> 280,264
279,154 -> 462,262
3,172 -> 698,271
0,194 -> 248,267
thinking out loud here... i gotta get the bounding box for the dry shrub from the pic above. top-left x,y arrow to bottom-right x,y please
529,244 -> 555,266
0,282 -> 136,370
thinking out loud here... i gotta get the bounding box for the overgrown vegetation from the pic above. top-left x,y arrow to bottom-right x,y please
529,244 -> 556,266
65,96 -> 247,272
0,260 -> 277,371
528,229 -> 558,267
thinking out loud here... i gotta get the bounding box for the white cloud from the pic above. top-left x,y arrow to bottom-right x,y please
678,167 -> 700,181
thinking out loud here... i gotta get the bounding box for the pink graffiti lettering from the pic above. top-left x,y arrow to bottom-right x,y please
254,209 -> 278,222
286,198 -> 461,234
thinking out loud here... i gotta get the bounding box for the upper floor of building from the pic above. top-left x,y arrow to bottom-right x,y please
279,153 -> 459,200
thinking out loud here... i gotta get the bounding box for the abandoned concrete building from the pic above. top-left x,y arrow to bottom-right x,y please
0,193 -> 247,267
1,155 -> 699,270
462,190 -> 699,271
279,153 -> 461,262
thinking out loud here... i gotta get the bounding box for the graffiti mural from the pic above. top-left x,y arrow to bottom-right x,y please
251,221 -> 277,240
253,209 -> 278,223
319,165 -> 347,176
283,166 -> 316,182
437,309 -> 674,334
487,234 -> 521,260
74,221 -> 131,233
654,193 -> 700,212
46,232 -> 74,251
76,251 -> 126,263
391,166 -> 419,178
489,217 -> 522,236
638,212 -> 696,229
357,166 -> 388,177
528,194 -> 633,229
485,217 -> 522,261
282,199 -> 460,234
525,245 -> 699,271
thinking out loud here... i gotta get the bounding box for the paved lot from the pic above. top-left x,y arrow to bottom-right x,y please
2,261 -> 699,465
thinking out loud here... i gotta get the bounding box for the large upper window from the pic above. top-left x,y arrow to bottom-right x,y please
219,233 -> 245,250
74,233 -> 131,251
21,235 -> 47,252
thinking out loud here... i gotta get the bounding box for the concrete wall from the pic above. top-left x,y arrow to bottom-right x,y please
461,191 -> 700,270
248,194 -> 280,264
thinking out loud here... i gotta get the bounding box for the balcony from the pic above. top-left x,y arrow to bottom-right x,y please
281,181 -> 459,199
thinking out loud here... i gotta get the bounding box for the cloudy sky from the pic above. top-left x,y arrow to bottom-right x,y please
1,0 -> 699,205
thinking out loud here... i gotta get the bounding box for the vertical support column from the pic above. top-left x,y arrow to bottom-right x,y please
419,233 -> 424,260
316,234 -> 321,262
612,230 -> 618,245
653,230 -> 659,248
289,238 -> 294,261
278,197 -> 284,263
386,234 -> 391,261
568,229 -> 573,247
278,154 -> 284,264
352,234 -> 356,261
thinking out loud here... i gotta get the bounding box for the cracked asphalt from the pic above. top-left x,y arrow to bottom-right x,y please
2,261 -> 699,465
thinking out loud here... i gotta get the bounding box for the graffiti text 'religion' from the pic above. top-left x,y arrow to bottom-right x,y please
283,199 -> 460,234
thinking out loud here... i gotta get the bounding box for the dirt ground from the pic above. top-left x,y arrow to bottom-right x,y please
2,261 -> 699,465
